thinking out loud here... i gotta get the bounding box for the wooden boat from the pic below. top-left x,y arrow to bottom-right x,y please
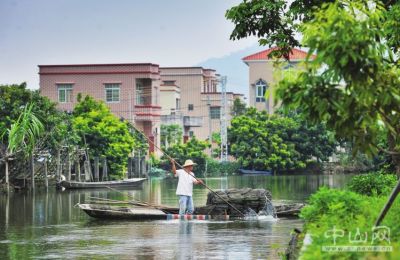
77,202 -> 304,221
238,169 -> 273,175
77,203 -> 230,221
59,178 -> 147,189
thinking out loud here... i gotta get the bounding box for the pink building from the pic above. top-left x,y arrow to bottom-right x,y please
159,67 -> 245,148
39,63 -> 161,154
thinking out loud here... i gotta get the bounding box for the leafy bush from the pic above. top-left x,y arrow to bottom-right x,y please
160,137 -> 210,177
148,167 -> 167,177
205,159 -> 240,177
299,187 -> 400,259
347,172 -> 397,196
300,187 -> 366,224
160,124 -> 182,149
148,153 -> 161,168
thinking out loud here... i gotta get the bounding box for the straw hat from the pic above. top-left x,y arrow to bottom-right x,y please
182,159 -> 197,168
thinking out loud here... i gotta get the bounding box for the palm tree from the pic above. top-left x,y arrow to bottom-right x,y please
0,103 -> 44,192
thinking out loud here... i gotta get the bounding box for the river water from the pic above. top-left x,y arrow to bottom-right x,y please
0,174 -> 354,259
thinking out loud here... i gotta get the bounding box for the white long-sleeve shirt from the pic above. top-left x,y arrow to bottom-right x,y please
175,169 -> 196,196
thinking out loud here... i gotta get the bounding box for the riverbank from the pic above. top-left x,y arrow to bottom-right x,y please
291,172 -> 399,259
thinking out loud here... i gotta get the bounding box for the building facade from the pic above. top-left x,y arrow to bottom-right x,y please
39,63 -> 161,154
159,67 -> 244,146
243,47 -> 314,113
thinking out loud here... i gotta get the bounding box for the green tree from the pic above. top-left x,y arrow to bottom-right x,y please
0,83 -> 77,187
229,108 -> 302,171
0,103 -> 44,190
231,98 -> 247,117
226,0 -> 400,233
229,108 -> 336,171
227,0 -> 400,173
160,124 -> 182,149
161,137 -> 210,176
281,110 -> 337,162
0,83 -> 77,151
72,95 -> 138,179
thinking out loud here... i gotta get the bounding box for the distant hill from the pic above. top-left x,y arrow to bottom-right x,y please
196,44 -> 266,101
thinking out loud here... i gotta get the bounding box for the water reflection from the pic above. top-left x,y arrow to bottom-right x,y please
0,174 -> 355,259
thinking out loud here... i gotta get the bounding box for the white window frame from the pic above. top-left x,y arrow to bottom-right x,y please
210,106 -> 221,119
105,83 -> 120,103
136,82 -> 144,105
57,84 -> 73,103
255,79 -> 267,102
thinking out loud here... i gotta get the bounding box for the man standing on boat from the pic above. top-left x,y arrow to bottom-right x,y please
171,159 -> 203,215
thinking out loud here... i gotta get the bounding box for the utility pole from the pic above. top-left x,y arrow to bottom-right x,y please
207,95 -> 213,156
220,76 -> 228,162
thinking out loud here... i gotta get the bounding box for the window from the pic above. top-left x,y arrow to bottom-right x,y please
188,104 -> 194,111
57,84 -> 73,103
210,106 -> 221,119
154,86 -> 158,105
136,82 -> 144,105
255,79 -> 267,102
189,131 -> 194,137
105,83 -> 120,103
176,98 -> 181,110
163,80 -> 175,85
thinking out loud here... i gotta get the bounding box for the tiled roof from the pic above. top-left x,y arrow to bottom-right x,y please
242,47 -> 316,61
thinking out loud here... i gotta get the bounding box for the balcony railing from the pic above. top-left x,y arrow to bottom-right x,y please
135,96 -> 152,106
160,114 -> 183,125
134,105 -> 161,121
183,116 -> 203,127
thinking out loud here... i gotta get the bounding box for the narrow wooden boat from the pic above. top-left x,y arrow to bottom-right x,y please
77,202 -> 304,221
77,203 -> 230,221
59,178 -> 147,189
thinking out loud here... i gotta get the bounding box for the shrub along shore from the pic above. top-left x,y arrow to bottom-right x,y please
293,172 -> 399,259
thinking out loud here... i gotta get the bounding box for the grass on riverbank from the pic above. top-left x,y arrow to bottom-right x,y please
298,173 -> 399,259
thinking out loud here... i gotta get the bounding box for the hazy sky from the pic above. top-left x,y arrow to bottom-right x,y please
0,0 -> 257,90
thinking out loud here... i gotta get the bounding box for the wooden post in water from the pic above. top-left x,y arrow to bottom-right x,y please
94,157 -> 99,182
127,157 -> 132,178
76,160 -> 81,181
44,157 -> 48,189
56,149 -> 61,181
30,154 -> 35,189
134,155 -> 140,178
5,159 -> 9,193
84,160 -> 91,182
67,151 -> 71,181
140,156 -> 146,178
102,158 -> 108,181
5,190 -> 9,228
